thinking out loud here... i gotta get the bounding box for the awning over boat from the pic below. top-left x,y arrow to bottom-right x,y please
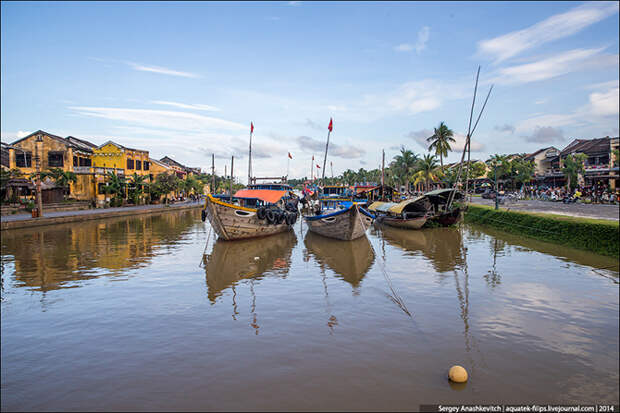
423,188 -> 463,203
387,196 -> 427,214
233,189 -> 287,204
368,201 -> 397,212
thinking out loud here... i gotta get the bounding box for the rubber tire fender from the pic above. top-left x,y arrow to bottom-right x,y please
257,207 -> 267,220
266,209 -> 276,224
276,210 -> 285,225
285,212 -> 294,225
290,212 -> 298,224
201,209 -> 207,222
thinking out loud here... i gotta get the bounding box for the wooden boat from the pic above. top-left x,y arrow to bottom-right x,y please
203,230 -> 297,302
423,188 -> 464,227
204,191 -> 296,241
303,202 -> 370,241
367,197 -> 430,230
303,230 -> 374,287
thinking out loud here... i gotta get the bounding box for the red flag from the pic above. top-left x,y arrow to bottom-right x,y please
312,155 -> 314,161
288,152 -> 292,159
328,118 -> 333,132
316,164 -> 321,169
250,122 -> 254,134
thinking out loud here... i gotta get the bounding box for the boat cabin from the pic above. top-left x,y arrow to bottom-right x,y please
368,196 -> 430,219
321,185 -> 349,198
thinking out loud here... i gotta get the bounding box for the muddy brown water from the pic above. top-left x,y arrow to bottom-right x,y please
1,210 -> 618,411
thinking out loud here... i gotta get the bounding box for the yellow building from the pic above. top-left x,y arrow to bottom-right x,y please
8,130 -> 98,201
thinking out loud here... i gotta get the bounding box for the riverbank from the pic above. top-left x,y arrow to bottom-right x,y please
464,204 -> 619,258
0,201 -> 203,231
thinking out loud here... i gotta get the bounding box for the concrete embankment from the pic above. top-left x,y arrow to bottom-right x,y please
464,204 -> 619,258
1,203 -> 202,231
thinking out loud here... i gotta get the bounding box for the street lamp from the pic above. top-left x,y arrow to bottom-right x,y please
494,160 -> 502,210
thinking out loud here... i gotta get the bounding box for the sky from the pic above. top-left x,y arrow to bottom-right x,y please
1,1 -> 618,183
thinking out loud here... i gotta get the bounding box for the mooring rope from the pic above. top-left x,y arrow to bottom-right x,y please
357,208 -> 412,318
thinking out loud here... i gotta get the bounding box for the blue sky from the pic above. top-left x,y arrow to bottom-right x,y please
1,1 -> 618,182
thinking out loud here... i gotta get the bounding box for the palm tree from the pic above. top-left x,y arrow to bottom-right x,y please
392,146 -> 420,193
104,172 -> 127,206
427,122 -> 455,171
412,154 -> 439,192
39,168 -> 78,199
128,173 -> 147,205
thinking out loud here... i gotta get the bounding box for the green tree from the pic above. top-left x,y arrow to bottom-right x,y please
128,173 -> 147,205
34,168 -> 78,199
103,172 -> 127,206
412,154 -> 439,192
509,158 -> 535,190
562,153 -> 587,190
613,148 -> 619,167
392,146 -> 420,192
487,154 -> 512,182
427,121 -> 455,171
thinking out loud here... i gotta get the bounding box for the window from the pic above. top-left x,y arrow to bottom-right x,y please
48,152 -> 64,167
143,161 -> 150,171
73,156 -> 78,167
16,152 -> 32,168
127,159 -> 134,170
135,160 -> 142,170
79,157 -> 92,167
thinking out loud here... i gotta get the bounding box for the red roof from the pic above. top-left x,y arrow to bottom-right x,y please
234,189 -> 287,204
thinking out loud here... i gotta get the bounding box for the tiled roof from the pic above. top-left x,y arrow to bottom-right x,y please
561,137 -> 612,156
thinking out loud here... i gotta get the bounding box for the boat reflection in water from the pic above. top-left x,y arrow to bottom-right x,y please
203,230 -> 297,303
303,231 -> 375,289
376,225 -> 465,273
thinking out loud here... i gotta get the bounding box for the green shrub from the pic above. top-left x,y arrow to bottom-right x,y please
464,205 -> 619,258
24,201 -> 35,212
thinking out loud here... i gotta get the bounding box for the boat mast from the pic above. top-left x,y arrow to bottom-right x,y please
248,122 -> 253,186
230,156 -> 234,202
381,149 -> 385,200
321,118 -> 332,187
211,154 -> 215,194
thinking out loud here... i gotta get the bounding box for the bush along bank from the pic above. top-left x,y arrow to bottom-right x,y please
464,204 -> 619,258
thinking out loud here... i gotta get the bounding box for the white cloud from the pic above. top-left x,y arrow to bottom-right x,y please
287,1 -> 302,5
386,80 -> 466,114
515,85 -> 619,135
69,106 -> 246,132
535,98 -> 548,105
477,2 -> 619,63
150,100 -> 220,111
394,43 -> 413,52
394,26 -> 430,54
488,47 -> 610,85
415,26 -> 430,54
588,87 -> 619,117
127,62 -> 200,78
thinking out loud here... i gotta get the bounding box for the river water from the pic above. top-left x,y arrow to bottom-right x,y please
1,209 -> 618,411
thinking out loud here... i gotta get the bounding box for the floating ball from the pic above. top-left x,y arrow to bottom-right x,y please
448,365 -> 468,383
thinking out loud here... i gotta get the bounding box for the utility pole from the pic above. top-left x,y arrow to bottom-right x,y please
229,156 -> 234,202
35,135 -> 43,217
494,161 -> 501,210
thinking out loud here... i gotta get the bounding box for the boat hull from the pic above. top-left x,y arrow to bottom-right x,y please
304,204 -> 368,241
431,207 -> 462,226
380,215 -> 427,229
205,196 -> 292,241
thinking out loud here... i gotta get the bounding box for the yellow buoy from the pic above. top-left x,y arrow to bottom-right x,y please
448,365 -> 468,383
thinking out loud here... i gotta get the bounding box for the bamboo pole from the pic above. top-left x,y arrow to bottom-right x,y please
211,154 -> 215,194
229,156 -> 234,202
321,130 -> 331,187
